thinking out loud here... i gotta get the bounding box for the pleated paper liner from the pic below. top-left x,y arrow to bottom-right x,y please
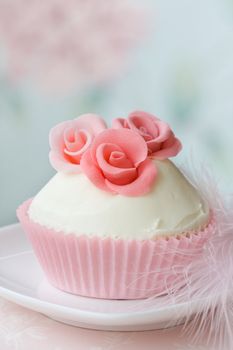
17,199 -> 215,300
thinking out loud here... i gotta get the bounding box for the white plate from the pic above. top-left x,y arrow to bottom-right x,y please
0,224 -> 202,331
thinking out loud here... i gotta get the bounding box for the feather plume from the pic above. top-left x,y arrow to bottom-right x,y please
133,160 -> 233,350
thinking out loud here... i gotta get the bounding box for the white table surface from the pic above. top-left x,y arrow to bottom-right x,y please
0,296 -> 213,350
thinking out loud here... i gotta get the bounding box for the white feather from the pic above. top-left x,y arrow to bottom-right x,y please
133,160 -> 233,350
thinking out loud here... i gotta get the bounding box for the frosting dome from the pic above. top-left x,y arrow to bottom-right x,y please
28,159 -> 209,240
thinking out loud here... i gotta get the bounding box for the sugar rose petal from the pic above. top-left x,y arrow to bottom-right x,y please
113,110 -> 182,159
105,158 -> 157,196
90,128 -> 148,167
96,143 -> 137,186
49,113 -> 106,173
81,128 -> 157,196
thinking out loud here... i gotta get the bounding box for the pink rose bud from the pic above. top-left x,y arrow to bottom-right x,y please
113,110 -> 182,159
49,114 -> 107,173
80,128 -> 157,196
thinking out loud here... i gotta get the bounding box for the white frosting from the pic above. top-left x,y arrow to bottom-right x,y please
28,160 -> 209,240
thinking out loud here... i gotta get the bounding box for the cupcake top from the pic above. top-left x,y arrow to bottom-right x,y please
28,111 -> 210,240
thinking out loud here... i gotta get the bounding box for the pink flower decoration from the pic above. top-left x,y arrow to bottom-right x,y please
49,114 -> 107,173
80,128 -> 157,196
112,111 -> 182,159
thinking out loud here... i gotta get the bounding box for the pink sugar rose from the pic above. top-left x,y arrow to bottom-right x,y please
80,128 -> 157,196
112,111 -> 182,159
49,114 -> 107,173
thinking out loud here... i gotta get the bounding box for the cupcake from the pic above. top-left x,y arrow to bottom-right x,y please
17,111 -> 213,299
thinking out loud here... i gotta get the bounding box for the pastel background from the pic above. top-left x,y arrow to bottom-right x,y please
1,0 -> 233,227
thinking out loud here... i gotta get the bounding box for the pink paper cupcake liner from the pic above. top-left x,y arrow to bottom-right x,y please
17,199 -> 215,299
